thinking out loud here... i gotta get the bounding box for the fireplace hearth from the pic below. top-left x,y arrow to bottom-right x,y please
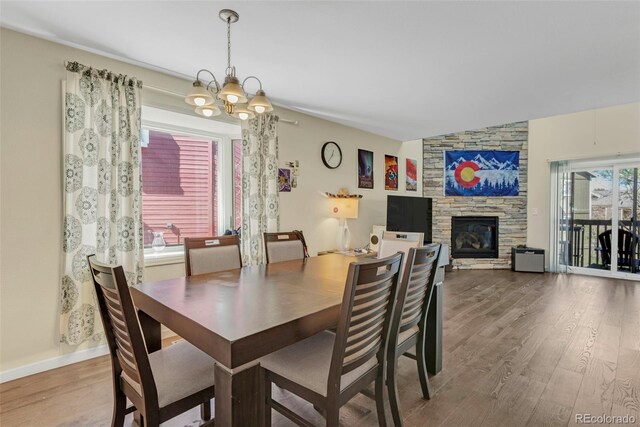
451,216 -> 499,259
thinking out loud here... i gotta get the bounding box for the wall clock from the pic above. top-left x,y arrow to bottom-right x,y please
321,141 -> 342,169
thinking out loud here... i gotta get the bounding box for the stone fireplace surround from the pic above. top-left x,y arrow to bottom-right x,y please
423,122 -> 528,269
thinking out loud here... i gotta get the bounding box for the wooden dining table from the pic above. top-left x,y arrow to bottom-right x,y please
131,253 -> 445,427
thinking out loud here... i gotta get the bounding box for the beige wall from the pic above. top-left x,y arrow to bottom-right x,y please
527,102 -> 640,265
277,128 -> 422,256
0,29 -> 421,373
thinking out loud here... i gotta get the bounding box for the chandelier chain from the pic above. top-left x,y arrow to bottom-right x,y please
227,18 -> 231,72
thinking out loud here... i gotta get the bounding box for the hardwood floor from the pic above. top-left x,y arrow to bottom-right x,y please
1,270 -> 638,426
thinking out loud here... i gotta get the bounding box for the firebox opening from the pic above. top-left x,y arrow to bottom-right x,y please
451,216 -> 499,259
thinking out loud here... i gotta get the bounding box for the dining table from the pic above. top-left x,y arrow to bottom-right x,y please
131,253 -> 445,427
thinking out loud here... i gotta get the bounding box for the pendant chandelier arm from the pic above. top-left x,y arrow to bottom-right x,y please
195,69 -> 221,92
241,76 -> 264,93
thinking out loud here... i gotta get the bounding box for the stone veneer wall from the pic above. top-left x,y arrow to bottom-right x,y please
423,122 -> 528,269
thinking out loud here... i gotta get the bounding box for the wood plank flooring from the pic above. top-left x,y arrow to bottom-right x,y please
1,270 -> 638,426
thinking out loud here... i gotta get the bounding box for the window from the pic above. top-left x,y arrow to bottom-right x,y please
141,107 -> 241,258
142,129 -> 219,246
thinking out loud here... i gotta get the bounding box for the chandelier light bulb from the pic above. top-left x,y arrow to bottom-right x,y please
255,106 -> 266,114
238,112 -> 249,120
194,97 -> 207,106
227,94 -> 239,104
202,108 -> 214,117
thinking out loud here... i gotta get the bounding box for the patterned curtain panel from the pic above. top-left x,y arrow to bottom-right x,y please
241,113 -> 280,265
60,62 -> 144,346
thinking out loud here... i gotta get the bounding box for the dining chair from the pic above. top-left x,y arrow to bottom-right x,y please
264,230 -> 308,263
386,244 -> 441,427
378,232 -> 423,281
184,234 -> 242,276
260,252 -> 404,427
87,255 -> 216,427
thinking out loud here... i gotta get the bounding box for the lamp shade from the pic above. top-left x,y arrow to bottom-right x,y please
231,104 -> 255,121
329,198 -> 359,219
218,76 -> 248,104
185,81 -> 215,106
195,104 -> 221,118
247,90 -> 274,114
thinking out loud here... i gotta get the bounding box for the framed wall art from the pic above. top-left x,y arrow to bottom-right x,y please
385,155 -> 398,191
357,149 -> 374,189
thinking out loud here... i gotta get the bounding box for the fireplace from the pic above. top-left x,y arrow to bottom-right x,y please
451,216 -> 499,259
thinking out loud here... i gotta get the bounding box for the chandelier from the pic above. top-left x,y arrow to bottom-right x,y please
184,9 -> 273,120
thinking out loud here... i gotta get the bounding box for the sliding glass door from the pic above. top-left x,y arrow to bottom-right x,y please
615,166 -> 640,274
551,158 -> 640,280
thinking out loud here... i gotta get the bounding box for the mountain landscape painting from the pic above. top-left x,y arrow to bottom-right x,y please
444,150 -> 520,196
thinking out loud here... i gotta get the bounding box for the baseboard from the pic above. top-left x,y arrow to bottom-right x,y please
0,344 -> 109,384
1,328 -> 177,384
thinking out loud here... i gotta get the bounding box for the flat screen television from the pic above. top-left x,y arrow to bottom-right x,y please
386,195 -> 433,244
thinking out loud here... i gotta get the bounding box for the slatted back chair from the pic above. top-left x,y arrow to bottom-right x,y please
264,231 -> 307,263
88,256 -> 215,427
598,229 -> 639,269
331,252 -> 404,381
89,256 -> 156,422
261,252 -> 403,427
385,244 -> 441,427
184,234 -> 242,276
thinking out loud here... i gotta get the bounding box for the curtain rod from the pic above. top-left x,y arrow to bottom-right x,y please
144,84 -> 299,126
62,61 -> 298,125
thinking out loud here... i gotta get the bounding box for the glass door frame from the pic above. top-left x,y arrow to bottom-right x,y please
556,157 -> 640,281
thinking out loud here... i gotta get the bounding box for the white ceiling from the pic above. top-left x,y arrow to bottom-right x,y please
2,1 -> 639,141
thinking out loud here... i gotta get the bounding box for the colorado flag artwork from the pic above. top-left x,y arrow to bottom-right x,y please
444,150 -> 519,196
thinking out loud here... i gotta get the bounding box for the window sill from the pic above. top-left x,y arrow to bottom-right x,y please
144,248 -> 185,267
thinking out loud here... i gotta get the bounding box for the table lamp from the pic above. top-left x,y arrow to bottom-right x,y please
330,197 -> 359,252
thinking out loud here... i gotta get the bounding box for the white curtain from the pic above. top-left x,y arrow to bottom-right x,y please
60,62 -> 144,346
240,113 -> 279,265
549,160 -> 570,273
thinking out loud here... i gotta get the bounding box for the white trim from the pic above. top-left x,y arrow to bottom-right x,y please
546,151 -> 640,164
565,155 -> 640,171
0,337 -> 181,383
144,247 -> 185,267
0,344 -> 109,384
218,136 -> 234,234
142,106 -> 241,139
611,168 -> 620,272
567,266 -> 640,282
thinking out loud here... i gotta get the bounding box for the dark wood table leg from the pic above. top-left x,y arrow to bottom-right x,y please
214,363 -> 264,427
137,309 -> 161,353
425,267 -> 444,374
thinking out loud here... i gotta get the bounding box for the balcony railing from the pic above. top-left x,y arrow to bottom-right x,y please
560,219 -> 639,272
